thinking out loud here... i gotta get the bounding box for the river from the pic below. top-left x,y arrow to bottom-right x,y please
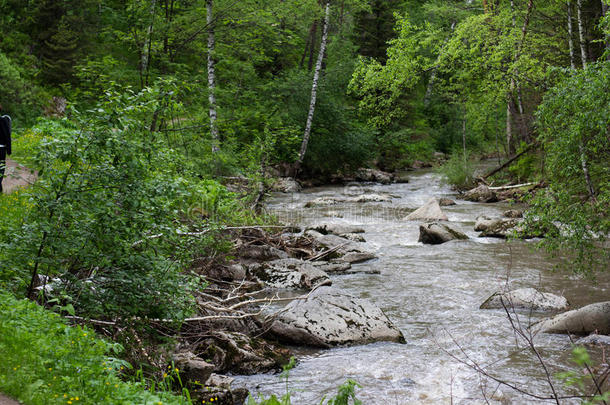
234,169 -> 609,404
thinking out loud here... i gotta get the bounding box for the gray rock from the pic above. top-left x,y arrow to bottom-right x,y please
270,178 -> 301,193
350,193 -> 392,203
305,230 -> 376,258
171,351 -> 214,384
480,288 -> 569,312
503,209 -> 524,218
205,373 -> 234,389
404,198 -> 448,222
418,223 -> 468,245
249,259 -> 331,290
341,233 -> 366,242
307,223 -> 365,235
576,334 -> 610,346
474,216 -> 498,232
305,197 -> 343,207
438,198 -> 456,206
311,260 -> 353,274
479,218 -> 521,238
270,286 -> 406,347
463,185 -> 498,203
355,168 -> 393,184
238,244 -> 289,261
341,252 -> 377,264
535,302 -> 610,335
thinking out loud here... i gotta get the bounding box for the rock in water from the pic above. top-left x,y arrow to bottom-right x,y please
480,288 -> 569,312
535,302 -> 610,335
249,259 -> 331,290
479,218 -> 521,238
404,198 -> 448,221
503,209 -> 523,218
270,286 -> 405,347
438,198 -> 456,206
270,178 -> 301,193
576,334 -> 610,346
418,223 -> 468,245
355,168 -> 393,184
463,185 -> 498,203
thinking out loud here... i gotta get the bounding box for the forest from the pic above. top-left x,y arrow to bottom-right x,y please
0,0 -> 609,404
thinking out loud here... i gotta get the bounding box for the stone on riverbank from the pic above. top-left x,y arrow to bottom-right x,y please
480,288 -> 569,312
171,351 -> 215,384
270,287 -> 405,347
249,258 -> 331,290
535,302 -> 610,335
418,223 -> 468,245
307,223 -> 365,236
404,198 -> 448,222
305,230 -> 376,260
270,178 -> 301,193
355,168 -> 393,184
463,185 -> 498,203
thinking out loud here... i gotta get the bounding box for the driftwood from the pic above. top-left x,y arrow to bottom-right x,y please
488,182 -> 537,191
482,144 -> 535,180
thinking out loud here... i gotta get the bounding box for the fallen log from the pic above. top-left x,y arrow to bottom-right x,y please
482,144 -> 535,180
488,182 -> 537,191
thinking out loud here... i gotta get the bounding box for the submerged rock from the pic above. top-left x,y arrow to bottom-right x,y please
576,334 -> 610,346
305,197 -> 343,208
480,288 -> 569,312
350,193 -> 392,203
404,198 -> 448,222
463,185 -> 498,203
249,258 -> 331,290
270,286 -> 405,347
535,302 -> 610,335
418,223 -> 468,245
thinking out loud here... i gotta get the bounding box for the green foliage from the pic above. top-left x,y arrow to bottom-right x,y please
529,62 -> 610,274
557,346 -> 610,404
0,290 -> 190,404
0,52 -> 44,122
439,150 -> 476,190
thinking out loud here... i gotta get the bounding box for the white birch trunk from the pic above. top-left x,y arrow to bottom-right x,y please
576,0 -> 588,68
207,0 -> 220,153
296,1 -> 330,171
141,0 -> 157,87
567,1 -> 576,69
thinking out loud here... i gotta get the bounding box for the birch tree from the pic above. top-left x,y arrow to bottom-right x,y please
295,1 -> 330,174
207,0 -> 220,153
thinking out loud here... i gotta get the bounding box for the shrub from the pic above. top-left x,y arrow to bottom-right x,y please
439,150 -> 476,190
0,290 -> 189,405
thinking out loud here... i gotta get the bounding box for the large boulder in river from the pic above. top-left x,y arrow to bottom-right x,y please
305,230 -> 376,260
480,288 -> 569,312
270,286 -> 405,347
404,198 -> 448,222
418,223 -> 468,245
463,185 -> 498,203
479,218 -> 522,238
535,302 -> 610,335
249,259 -> 331,290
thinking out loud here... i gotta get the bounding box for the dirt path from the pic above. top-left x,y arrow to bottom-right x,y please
2,158 -> 38,193
0,394 -> 20,405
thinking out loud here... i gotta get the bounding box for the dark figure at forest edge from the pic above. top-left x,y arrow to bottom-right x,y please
0,105 -> 12,194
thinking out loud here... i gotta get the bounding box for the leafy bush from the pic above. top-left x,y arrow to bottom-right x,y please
0,290 -> 189,405
439,150 -> 476,190
0,52 -> 44,123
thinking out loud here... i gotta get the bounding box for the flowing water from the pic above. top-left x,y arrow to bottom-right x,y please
234,169 -> 609,404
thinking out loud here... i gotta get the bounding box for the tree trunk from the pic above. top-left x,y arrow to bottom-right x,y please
207,0 -> 220,153
308,21 -> 318,71
295,1 -> 330,174
579,140 -> 596,200
567,1 -> 577,69
506,99 -> 514,155
141,0 -> 157,88
577,0 -> 588,68
424,22 -> 456,108
462,112 -> 467,164
299,23 -> 315,69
